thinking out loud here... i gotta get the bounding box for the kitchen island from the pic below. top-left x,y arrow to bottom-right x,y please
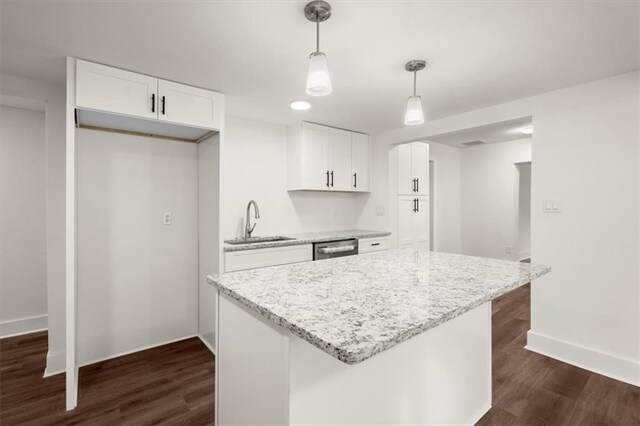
207,249 -> 550,425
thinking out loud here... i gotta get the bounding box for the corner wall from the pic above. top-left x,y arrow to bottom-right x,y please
1,72 -> 66,375
368,71 -> 640,386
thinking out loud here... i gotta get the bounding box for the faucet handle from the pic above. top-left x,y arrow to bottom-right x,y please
248,222 -> 257,236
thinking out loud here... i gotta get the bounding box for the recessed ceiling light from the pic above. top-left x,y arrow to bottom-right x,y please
521,126 -> 533,135
290,100 -> 311,111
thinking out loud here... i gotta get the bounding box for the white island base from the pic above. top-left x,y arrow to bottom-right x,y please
215,293 -> 492,425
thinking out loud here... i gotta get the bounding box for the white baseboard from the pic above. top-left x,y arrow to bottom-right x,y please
198,333 -> 216,355
45,334 -> 199,377
44,349 -> 66,377
526,330 -> 640,387
0,315 -> 47,339
465,402 -> 491,425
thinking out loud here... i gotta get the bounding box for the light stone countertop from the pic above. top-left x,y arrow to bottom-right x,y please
207,249 -> 550,364
223,229 -> 391,252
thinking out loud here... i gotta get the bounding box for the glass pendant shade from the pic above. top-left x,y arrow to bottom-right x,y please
404,96 -> 424,125
306,52 -> 332,96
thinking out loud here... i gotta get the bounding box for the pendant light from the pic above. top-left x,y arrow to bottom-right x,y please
404,60 -> 427,126
304,1 -> 332,96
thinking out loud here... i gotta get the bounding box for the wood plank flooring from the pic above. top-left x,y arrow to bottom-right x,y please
478,284 -> 640,425
0,334 -> 214,425
1,285 -> 638,425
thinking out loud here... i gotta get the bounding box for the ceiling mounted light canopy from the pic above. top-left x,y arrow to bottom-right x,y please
305,1 -> 332,96
404,59 -> 427,126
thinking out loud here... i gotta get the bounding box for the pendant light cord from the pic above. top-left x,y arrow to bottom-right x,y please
316,12 -> 320,53
413,71 -> 417,97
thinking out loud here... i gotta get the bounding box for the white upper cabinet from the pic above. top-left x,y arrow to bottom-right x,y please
300,122 -> 329,190
75,59 -> 222,133
76,59 -> 158,120
398,142 -> 429,195
157,79 -> 222,130
288,122 -> 370,193
351,133 -> 370,192
328,128 -> 352,191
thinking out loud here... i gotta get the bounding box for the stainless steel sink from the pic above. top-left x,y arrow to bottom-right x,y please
224,236 -> 296,245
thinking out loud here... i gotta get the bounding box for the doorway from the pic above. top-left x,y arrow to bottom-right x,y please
0,96 -> 48,341
516,162 -> 531,262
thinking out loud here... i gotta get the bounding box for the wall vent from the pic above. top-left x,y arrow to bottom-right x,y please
461,140 -> 487,147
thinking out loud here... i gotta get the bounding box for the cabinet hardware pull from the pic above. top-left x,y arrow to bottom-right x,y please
151,94 -> 155,113
161,96 -> 166,115
371,243 -> 380,246
416,178 -> 419,193
416,198 -> 420,212
412,178 -> 416,192
413,198 -> 416,212
354,172 -> 357,188
331,171 -> 334,187
326,170 -> 330,187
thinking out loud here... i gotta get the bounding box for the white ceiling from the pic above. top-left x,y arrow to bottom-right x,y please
427,117 -> 532,148
1,1 -> 638,134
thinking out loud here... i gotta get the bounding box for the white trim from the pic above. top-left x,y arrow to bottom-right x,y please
198,333 -> 216,355
44,350 -> 65,377
465,403 -> 492,426
44,334 -> 200,377
526,330 -> 640,387
0,315 -> 48,339
65,56 -> 77,411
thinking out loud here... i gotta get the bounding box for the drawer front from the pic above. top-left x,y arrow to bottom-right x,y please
225,244 -> 313,272
358,236 -> 390,254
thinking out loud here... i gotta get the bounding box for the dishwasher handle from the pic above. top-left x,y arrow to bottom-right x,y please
317,245 -> 356,254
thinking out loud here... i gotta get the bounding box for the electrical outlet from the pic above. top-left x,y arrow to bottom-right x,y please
505,246 -> 512,255
162,212 -> 172,225
376,205 -> 385,216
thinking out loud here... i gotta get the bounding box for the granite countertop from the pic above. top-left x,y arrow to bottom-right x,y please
207,249 -> 550,364
223,229 -> 391,252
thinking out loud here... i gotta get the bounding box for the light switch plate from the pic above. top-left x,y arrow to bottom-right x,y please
543,199 -> 561,213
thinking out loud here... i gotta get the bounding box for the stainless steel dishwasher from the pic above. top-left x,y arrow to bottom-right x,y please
313,239 -> 359,260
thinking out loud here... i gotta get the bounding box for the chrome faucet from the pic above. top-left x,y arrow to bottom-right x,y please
245,200 -> 260,238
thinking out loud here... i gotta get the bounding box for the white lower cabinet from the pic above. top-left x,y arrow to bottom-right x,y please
224,244 -> 313,272
398,196 -> 429,249
359,236 -> 390,253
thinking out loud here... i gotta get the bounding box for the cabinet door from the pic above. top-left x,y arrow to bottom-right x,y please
158,79 -> 222,130
301,123 -> 330,190
328,128 -> 352,191
413,196 -> 430,248
412,143 -> 429,195
76,59 -> 158,120
398,196 -> 416,247
397,143 -> 414,195
351,133 -> 370,192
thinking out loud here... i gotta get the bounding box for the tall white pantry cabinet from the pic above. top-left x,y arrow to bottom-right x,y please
397,142 -> 430,248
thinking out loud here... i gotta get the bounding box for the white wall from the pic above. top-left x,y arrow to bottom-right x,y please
222,117 -> 366,239
369,71 -> 640,386
0,72 -> 66,374
460,139 -> 531,260
0,105 -> 48,337
76,129 -> 199,364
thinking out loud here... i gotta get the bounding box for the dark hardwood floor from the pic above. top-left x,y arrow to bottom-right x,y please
0,333 -> 214,425
1,285 -> 638,425
478,284 -> 640,425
